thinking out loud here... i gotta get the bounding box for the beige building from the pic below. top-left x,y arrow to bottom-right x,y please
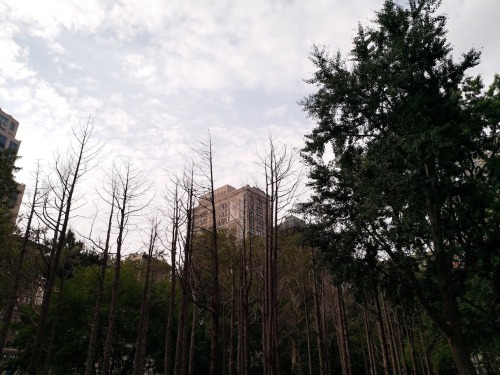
0,108 -> 24,219
193,184 -> 268,238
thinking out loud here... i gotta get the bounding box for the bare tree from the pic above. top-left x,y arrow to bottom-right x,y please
191,132 -> 221,375
102,160 -> 151,375
174,165 -> 195,375
83,181 -> 116,375
258,137 -> 301,375
28,120 -> 101,374
163,178 -> 184,375
133,216 -> 160,375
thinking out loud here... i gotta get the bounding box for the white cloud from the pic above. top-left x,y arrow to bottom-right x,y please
0,0 -> 498,244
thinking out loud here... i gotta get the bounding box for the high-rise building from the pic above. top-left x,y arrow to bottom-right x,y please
193,184 -> 268,238
0,107 -> 25,219
0,108 -> 21,152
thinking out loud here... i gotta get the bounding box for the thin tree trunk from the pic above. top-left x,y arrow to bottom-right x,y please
313,271 -> 326,375
381,293 -> 399,375
132,222 -> 157,375
338,285 -> 352,375
188,306 -> 197,375
375,292 -> 390,375
41,277 -> 65,375
404,316 -> 418,375
175,176 -> 195,375
229,256 -> 236,375
165,192 -> 180,375
363,305 -> 377,375
303,284 -> 313,375
84,194 -> 115,375
395,311 -> 407,375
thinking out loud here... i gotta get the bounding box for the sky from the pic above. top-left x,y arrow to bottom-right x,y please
1,0 -> 499,246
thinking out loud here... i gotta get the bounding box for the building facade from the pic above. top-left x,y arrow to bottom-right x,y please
0,108 -> 21,153
193,184 -> 268,238
0,108 -> 25,219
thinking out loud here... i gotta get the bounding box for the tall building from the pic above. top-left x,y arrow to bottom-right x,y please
0,107 -> 25,219
0,108 -> 21,152
193,184 -> 268,238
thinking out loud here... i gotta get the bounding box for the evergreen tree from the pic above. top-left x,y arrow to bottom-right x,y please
300,1 -> 499,374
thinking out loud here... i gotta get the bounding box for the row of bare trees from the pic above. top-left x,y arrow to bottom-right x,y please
1,126 -> 476,374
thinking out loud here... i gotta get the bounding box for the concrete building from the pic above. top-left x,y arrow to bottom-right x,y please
0,108 -> 21,153
193,184 -> 268,238
0,108 -> 25,219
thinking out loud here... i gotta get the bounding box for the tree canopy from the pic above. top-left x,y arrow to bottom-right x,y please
300,1 -> 500,374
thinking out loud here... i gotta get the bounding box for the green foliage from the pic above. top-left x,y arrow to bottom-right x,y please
300,0 -> 500,369
8,253 -> 173,374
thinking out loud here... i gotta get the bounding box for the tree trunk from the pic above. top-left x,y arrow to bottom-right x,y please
41,277 -> 65,375
313,271 -> 326,375
132,222 -> 157,375
424,162 -> 476,375
84,194 -> 115,375
381,294 -> 398,375
303,284 -> 313,375
375,292 -> 390,375
164,194 -> 180,375
403,316 -> 418,375
188,305 -> 197,375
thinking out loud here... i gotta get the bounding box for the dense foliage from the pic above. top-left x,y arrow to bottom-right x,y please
300,0 -> 500,374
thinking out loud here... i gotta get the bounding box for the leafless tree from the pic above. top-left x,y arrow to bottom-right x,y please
133,215 -> 160,375
83,179 -> 117,375
163,177 -> 184,375
190,132 -> 221,375
28,120 -> 101,374
258,137 -> 301,375
101,160 -> 151,375
174,164 -> 196,375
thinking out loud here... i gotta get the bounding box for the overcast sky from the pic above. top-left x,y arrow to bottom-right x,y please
1,0 -> 499,243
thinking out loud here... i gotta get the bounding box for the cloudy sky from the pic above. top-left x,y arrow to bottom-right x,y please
1,0 -> 499,236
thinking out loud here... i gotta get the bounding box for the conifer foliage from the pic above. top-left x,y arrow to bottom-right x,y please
300,1 -> 499,374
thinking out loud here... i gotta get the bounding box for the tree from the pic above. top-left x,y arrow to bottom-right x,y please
133,216 -> 160,375
0,162 -> 42,356
83,182 -> 116,375
258,137 -> 301,375
102,160 -> 151,375
28,120 -> 100,374
300,1 -> 499,374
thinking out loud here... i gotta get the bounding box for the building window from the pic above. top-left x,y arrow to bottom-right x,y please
0,134 -> 7,149
256,199 -> 262,208
9,122 -> 15,131
0,115 -> 8,125
8,141 -> 18,151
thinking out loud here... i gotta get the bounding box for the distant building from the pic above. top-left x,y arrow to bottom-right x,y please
193,184 -> 268,238
279,215 -> 305,232
0,107 -> 25,219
